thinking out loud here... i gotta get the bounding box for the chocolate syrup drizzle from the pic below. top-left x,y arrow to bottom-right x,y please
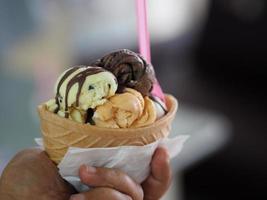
55,66 -> 80,114
149,95 -> 167,114
55,66 -> 105,118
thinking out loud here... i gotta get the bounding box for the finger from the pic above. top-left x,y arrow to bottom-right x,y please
151,147 -> 171,183
79,165 -> 143,200
70,187 -> 132,200
142,147 -> 171,200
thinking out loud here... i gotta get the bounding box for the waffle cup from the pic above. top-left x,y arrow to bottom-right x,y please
38,95 -> 178,164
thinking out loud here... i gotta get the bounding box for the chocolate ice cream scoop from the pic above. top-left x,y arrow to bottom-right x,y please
92,49 -> 155,96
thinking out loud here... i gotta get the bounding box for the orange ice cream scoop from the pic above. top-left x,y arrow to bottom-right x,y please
131,96 -> 157,128
93,88 -> 156,128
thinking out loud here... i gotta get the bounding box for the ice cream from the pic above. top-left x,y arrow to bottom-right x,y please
150,96 -> 167,119
92,49 -> 155,96
39,49 -> 177,163
93,88 -> 157,128
46,51 -> 163,127
47,66 -> 118,123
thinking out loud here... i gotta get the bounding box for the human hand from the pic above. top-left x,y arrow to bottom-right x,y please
0,148 -> 76,200
0,147 -> 171,200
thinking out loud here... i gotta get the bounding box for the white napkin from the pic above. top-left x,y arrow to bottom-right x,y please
35,135 -> 189,192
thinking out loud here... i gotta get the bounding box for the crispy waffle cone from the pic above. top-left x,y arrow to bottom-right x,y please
38,95 -> 178,163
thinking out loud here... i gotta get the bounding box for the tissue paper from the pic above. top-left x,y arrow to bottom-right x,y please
36,135 -> 188,192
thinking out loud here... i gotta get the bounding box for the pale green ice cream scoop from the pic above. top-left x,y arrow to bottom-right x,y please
53,66 -> 118,118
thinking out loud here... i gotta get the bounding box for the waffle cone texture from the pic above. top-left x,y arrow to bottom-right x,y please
38,95 -> 178,163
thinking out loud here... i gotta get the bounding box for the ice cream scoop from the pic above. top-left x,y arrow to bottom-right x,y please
131,96 -> 157,128
92,49 -> 155,96
150,96 -> 167,119
53,66 -> 118,119
93,88 -> 156,128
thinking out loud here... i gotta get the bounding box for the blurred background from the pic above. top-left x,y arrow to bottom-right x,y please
0,0 -> 267,199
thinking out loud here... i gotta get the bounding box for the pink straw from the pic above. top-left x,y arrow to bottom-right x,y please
136,0 -> 151,63
136,0 -> 165,102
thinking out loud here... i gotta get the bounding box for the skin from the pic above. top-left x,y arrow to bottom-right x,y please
0,147 -> 171,200
0,148 -> 76,200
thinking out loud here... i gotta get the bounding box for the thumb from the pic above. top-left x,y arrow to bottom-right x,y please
142,147 -> 172,200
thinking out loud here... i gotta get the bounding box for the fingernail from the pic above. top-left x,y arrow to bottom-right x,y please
70,194 -> 85,200
85,165 -> 96,174
159,147 -> 170,161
